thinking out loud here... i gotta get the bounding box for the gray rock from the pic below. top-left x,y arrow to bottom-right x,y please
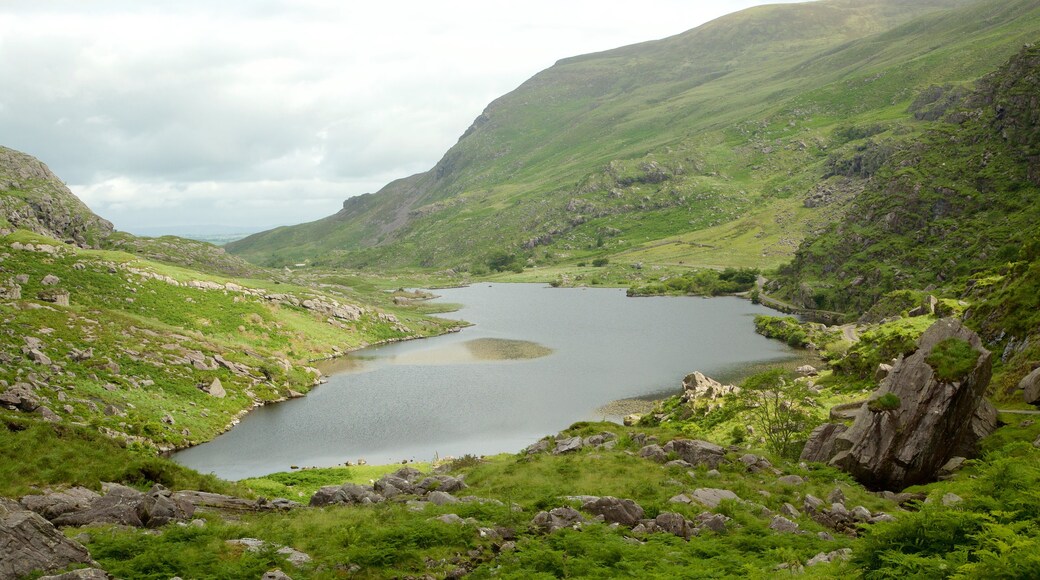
21,487 -> 101,520
0,382 -> 40,411
427,491 -> 459,506
696,513 -> 730,534
553,436 -> 583,455
37,406 -> 61,422
227,538 -> 310,566
796,365 -> 818,377
53,484 -> 145,527
777,475 -> 804,486
654,512 -> 692,539
418,475 -> 467,494
0,498 -> 95,579
638,444 -> 667,463
831,319 -> 996,490
135,484 -> 194,528
261,571 -> 293,580
435,513 -> 465,525
807,548 -> 852,567
41,274 -> 60,286
1022,367 -> 1040,404
769,515 -> 800,534
531,507 -> 584,534
827,487 -> 846,505
524,439 -> 551,455
850,506 -> 872,522
800,423 -> 850,465
938,456 -> 967,479
781,503 -> 801,519
200,377 -> 225,398
663,459 -> 692,469
942,493 -> 963,506
738,453 -> 772,472
581,497 -> 644,527
681,372 -> 740,404
691,488 -> 739,508
668,494 -> 693,504
39,569 -> 110,580
664,439 -> 726,469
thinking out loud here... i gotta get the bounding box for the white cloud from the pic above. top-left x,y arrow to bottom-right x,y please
1,0 -> 806,232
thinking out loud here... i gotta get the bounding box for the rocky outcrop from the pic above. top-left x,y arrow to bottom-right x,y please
581,497 -> 644,527
680,372 -> 739,406
310,467 -> 467,508
30,484 -> 195,529
830,318 -> 996,490
0,498 -> 95,579
663,439 -> 726,469
0,146 -> 113,246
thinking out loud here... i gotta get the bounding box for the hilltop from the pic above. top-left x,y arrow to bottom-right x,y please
227,0 -> 1040,274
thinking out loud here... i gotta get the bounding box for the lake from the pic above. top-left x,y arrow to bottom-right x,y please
172,284 -> 799,479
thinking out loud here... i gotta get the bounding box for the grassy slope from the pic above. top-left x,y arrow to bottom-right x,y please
0,228 -> 460,456
227,0 -> 1039,274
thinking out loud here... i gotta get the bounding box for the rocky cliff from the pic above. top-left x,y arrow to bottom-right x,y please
0,146 -> 113,247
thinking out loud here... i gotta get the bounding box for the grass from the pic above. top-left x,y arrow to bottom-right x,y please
925,338 -> 980,382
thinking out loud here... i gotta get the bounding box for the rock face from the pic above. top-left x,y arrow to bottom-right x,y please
800,423 -> 848,463
830,318 -> 996,490
0,498 -> 95,579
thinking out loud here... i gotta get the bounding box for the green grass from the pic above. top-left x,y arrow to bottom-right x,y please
925,338 -> 980,382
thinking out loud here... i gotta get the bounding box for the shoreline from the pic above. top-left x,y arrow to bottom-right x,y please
165,285 -> 815,476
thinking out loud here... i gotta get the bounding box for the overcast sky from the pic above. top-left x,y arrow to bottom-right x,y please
1,1 -> 806,235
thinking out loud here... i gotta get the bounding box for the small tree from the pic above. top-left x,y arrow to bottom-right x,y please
739,369 -> 819,459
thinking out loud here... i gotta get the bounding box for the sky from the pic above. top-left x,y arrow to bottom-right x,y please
1,1 -> 806,235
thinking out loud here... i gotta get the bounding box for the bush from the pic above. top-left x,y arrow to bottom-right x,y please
926,338 -> 979,382
868,393 -> 901,412
591,258 -> 609,267
738,370 -> 820,459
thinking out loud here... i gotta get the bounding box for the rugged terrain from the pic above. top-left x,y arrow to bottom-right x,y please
5,1 -> 1040,578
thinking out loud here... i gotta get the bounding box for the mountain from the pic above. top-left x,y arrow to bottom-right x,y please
0,146 -> 114,247
227,0 -> 1040,272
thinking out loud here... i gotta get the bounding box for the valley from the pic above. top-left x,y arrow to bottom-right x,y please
3,0 -> 1040,578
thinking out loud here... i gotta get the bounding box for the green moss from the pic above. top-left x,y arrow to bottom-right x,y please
868,393 -> 901,412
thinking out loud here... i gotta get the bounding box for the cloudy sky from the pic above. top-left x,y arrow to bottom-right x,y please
1,1 -> 805,235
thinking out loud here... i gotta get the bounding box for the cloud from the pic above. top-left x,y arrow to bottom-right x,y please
1,0 -> 804,232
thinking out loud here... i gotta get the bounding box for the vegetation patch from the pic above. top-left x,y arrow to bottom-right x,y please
925,338 -> 979,383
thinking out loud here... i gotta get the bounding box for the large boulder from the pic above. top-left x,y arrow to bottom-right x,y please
581,497 -> 644,527
681,372 -> 739,404
1021,367 -> 1040,405
0,498 -> 95,578
830,318 -> 996,490
663,439 -> 726,469
135,485 -> 195,528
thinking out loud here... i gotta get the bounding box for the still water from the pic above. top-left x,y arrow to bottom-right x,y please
173,284 -> 797,479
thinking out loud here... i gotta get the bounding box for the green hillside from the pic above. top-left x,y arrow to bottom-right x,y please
227,0 -> 1040,273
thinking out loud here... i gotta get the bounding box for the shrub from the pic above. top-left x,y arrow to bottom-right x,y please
925,338 -> 978,382
592,258 -> 609,267
868,392 -> 901,412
